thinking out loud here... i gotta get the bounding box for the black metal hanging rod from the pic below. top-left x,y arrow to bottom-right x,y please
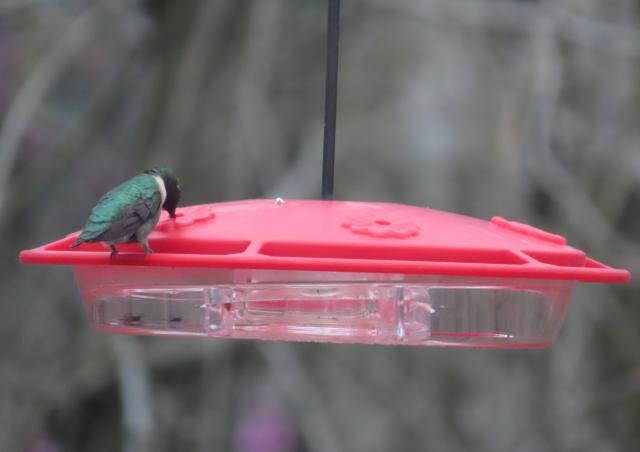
321,0 -> 340,200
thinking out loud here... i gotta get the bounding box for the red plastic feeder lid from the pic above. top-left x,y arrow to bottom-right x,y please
20,199 -> 630,283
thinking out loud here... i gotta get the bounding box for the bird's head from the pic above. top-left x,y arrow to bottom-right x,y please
145,167 -> 181,218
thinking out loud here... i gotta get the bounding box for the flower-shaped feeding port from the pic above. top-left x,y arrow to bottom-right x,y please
342,211 -> 420,239
20,199 -> 630,348
156,205 -> 216,232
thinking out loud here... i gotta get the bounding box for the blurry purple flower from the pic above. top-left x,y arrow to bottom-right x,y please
234,403 -> 297,452
26,435 -> 62,452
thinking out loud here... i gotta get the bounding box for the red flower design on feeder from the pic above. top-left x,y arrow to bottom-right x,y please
342,212 -> 420,238
156,205 -> 216,231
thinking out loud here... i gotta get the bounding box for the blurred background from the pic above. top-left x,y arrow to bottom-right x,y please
2,0 -> 639,451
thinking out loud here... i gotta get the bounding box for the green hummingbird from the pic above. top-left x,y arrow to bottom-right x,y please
70,167 -> 181,257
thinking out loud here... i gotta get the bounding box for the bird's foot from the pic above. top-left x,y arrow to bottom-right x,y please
142,243 -> 153,256
109,245 -> 118,259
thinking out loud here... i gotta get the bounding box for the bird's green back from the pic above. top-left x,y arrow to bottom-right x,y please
78,174 -> 161,241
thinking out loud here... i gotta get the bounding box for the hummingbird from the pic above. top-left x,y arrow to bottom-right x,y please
70,167 -> 181,257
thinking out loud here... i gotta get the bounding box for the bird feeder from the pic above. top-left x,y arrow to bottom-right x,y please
19,200 -> 629,347
19,1 -> 630,348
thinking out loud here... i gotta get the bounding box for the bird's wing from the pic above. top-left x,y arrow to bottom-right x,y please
74,174 -> 161,244
94,194 -> 162,242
